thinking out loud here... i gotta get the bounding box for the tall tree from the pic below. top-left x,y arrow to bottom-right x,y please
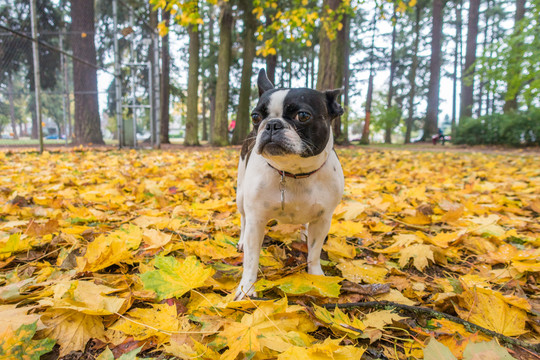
7,73 -> 18,139
71,0 -> 104,145
316,0 -> 347,144
405,3 -> 422,144
211,0 -> 233,146
184,3 -> 200,146
451,0 -> 462,136
232,0 -> 257,145
459,0 -> 481,119
424,0 -> 446,140
385,5 -> 398,144
360,13 -> 377,145
160,9 -> 171,144
503,0 -> 526,112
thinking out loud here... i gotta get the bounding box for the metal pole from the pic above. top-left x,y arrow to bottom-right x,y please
113,0 -> 123,148
130,10 -> 137,148
59,30 -> 68,146
148,60 -> 154,148
153,25 -> 161,149
30,0 -> 43,153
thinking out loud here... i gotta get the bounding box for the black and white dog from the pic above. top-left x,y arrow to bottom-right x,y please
235,69 -> 345,300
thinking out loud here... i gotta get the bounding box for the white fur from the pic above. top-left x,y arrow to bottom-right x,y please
235,129 -> 344,300
267,90 -> 289,118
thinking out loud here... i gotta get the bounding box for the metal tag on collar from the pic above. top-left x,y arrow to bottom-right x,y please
279,171 -> 285,210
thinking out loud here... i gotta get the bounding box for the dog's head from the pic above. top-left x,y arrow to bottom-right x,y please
251,69 -> 343,161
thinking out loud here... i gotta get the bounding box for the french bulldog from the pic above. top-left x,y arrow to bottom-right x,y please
234,69 -> 345,300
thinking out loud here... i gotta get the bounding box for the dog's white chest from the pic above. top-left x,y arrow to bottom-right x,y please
239,150 -> 344,225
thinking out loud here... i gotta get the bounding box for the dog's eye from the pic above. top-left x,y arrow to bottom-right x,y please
251,113 -> 262,125
295,111 -> 311,122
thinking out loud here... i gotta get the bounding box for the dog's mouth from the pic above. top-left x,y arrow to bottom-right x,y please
260,140 -> 288,156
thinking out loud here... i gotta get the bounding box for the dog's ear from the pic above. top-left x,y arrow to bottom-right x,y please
258,69 -> 274,97
324,88 -> 344,119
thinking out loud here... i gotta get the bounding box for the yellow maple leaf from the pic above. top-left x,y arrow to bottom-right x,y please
0,305 -> 43,333
362,310 -> 407,330
77,224 -> 142,272
313,305 -> 365,338
40,309 -> 105,357
428,231 -> 465,248
255,273 -> 342,298
278,338 -> 365,359
398,243 -> 434,271
336,259 -> 388,284
38,280 -> 125,315
142,228 -> 172,250
454,286 -> 528,336
323,236 -> 356,260
110,303 -> 182,344
140,255 -> 214,300
221,298 -> 316,360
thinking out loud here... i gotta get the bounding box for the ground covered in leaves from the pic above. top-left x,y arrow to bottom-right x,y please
0,148 -> 539,360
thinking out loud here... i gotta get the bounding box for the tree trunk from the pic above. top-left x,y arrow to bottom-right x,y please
405,4 -> 422,144
8,73 -> 18,139
360,14 -> 377,145
316,0 -> 347,144
477,0 -> 490,118
451,0 -> 462,137
232,0 -> 256,145
160,9 -> 171,144
424,0 -> 445,140
185,22 -> 200,146
385,5 -> 398,144
202,87 -> 208,141
503,0 -> 526,113
342,14 -> 350,143
459,0 -> 480,119
211,1 -> 233,146
71,0 -> 104,145
207,6 -> 217,141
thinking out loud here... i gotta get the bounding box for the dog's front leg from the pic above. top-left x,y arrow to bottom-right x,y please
306,217 -> 332,276
234,218 -> 265,300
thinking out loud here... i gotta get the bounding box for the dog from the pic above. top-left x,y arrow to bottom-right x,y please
234,69 -> 345,300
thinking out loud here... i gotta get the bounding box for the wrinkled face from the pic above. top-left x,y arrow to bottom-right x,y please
251,88 -> 335,158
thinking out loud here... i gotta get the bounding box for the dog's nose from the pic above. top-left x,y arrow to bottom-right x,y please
266,119 -> 284,132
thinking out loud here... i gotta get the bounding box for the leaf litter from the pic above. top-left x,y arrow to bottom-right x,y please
0,148 -> 539,359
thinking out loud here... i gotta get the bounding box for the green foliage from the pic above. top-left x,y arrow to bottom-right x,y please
454,109 -> 540,146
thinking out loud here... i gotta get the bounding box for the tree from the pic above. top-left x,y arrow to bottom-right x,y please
385,4 -> 398,144
184,3 -> 200,146
424,0 -> 446,140
71,0 -> 104,145
451,0 -> 462,136
211,1 -> 233,146
360,12 -> 377,145
405,2 -> 422,144
503,0 -> 526,112
459,0 -> 481,119
316,0 -> 348,144
232,0 -> 257,145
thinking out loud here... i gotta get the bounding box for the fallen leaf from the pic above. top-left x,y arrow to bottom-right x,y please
140,255 -> 214,300
0,322 -> 55,360
255,273 -> 342,298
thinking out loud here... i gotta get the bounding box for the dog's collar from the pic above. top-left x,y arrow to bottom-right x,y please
267,160 -> 327,179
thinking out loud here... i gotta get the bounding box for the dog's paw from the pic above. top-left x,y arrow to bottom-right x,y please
308,265 -> 325,276
237,239 -> 245,252
234,282 -> 256,301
